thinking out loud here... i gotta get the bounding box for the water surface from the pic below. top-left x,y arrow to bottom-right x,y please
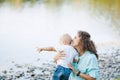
0,0 -> 120,67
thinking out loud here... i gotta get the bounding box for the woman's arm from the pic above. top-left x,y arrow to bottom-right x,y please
68,64 -> 96,80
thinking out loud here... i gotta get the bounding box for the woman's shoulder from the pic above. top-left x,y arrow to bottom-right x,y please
85,51 -> 97,60
85,51 -> 98,66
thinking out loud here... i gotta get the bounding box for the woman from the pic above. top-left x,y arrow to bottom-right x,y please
54,31 -> 99,80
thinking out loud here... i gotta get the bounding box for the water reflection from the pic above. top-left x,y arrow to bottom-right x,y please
0,0 -> 120,33
0,0 -> 120,67
88,0 -> 120,34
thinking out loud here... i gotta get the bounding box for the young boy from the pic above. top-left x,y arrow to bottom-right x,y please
37,34 -> 78,80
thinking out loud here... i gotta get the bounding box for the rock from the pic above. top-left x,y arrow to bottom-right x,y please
15,64 -> 23,68
12,61 -> 15,63
98,48 -> 120,80
37,58 -> 40,61
2,70 -> 7,74
31,73 -> 35,77
15,71 -> 24,78
0,75 -> 6,80
27,67 -> 35,73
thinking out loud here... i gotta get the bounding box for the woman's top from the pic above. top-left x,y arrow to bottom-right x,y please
69,50 -> 99,80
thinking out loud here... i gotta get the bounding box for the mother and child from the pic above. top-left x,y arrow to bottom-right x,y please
37,30 -> 99,80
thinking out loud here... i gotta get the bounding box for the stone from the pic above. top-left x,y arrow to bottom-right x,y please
2,70 -> 7,74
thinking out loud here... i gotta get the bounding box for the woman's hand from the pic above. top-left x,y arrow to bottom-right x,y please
54,51 -> 66,63
68,63 -> 74,71
68,64 -> 96,80
68,63 -> 78,75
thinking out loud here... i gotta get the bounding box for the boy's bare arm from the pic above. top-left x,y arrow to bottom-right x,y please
37,47 -> 56,53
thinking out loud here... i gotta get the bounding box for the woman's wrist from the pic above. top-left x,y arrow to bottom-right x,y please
72,69 -> 81,76
76,71 -> 81,76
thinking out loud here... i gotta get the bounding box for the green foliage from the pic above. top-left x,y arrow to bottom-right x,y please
116,77 -> 120,80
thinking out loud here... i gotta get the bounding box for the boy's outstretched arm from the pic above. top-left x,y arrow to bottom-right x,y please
37,47 -> 56,53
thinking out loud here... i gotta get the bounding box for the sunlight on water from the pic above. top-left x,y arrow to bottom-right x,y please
0,0 -> 120,67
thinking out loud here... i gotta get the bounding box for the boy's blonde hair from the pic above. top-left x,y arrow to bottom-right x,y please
59,34 -> 72,45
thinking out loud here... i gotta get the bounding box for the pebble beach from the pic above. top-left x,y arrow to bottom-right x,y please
0,46 -> 120,80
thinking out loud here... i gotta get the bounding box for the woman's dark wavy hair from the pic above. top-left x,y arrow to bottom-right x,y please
78,31 -> 98,59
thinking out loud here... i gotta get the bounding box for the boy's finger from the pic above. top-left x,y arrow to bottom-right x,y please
59,50 -> 64,53
60,52 -> 66,55
62,54 -> 66,57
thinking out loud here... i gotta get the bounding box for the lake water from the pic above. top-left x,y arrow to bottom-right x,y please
0,0 -> 120,67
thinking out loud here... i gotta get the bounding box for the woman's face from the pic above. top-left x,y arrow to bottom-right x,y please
71,33 -> 81,48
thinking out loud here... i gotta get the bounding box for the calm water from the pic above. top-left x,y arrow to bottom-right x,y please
0,0 -> 120,67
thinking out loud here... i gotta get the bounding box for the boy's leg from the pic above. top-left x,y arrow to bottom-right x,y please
57,66 -> 71,80
52,69 -> 60,80
62,68 -> 71,80
52,65 -> 64,80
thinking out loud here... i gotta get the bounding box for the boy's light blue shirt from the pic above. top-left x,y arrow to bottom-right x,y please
69,50 -> 99,80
